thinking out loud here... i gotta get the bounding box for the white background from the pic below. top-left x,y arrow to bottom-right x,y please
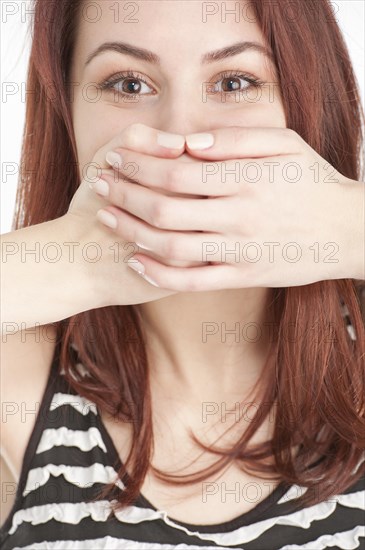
1,0 -> 364,234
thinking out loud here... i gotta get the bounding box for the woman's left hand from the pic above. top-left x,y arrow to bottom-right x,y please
96,126 -> 364,291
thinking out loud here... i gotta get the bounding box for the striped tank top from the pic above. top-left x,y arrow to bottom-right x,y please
1,338 -> 364,549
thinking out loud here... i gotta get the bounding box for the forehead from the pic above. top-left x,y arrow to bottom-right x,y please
74,0 -> 267,66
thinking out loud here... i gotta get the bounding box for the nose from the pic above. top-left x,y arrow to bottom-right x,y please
154,91 -> 215,138
145,93 -> 212,270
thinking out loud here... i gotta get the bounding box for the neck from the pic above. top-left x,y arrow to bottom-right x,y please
136,288 -> 275,405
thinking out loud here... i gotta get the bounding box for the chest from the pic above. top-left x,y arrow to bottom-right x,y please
101,411 -> 281,526
139,465 -> 281,525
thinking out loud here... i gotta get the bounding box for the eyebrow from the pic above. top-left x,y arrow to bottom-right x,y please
84,40 -> 274,67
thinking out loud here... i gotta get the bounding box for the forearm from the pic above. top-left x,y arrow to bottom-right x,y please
0,215 -> 96,335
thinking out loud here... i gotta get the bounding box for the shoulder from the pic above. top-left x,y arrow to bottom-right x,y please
0,324 -> 58,480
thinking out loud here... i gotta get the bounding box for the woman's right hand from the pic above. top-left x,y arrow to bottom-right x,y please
2,124 -> 199,333
65,123 -> 198,308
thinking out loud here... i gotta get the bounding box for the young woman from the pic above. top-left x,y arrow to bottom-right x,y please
1,0 -> 364,548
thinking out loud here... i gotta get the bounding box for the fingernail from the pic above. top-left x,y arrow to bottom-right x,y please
126,258 -> 145,274
185,133 -> 214,150
106,151 -> 123,168
135,241 -> 153,251
157,132 -> 185,149
126,260 -> 159,287
142,274 -> 159,287
96,209 -> 117,229
90,178 -> 109,197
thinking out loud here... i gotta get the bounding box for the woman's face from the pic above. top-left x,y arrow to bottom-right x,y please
70,0 -> 286,174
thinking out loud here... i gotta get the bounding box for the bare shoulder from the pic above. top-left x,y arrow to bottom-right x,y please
0,453 -> 17,528
0,324 -> 58,481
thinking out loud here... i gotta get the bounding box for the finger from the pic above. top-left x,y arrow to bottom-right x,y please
96,174 -> 237,232
95,206 -> 233,263
87,123 -> 186,181
102,147 -> 299,198
101,148 -> 236,197
126,253 -> 245,292
185,126 -> 303,160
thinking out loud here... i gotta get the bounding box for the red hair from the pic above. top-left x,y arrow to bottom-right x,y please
14,0 -> 365,512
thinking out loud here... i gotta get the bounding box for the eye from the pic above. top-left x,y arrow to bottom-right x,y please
209,70 -> 264,94
97,68 -> 264,99
98,70 -> 156,97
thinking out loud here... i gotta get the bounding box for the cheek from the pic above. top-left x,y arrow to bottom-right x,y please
72,99 -> 102,178
242,103 -> 287,128
213,101 -> 287,130
71,94 -> 138,178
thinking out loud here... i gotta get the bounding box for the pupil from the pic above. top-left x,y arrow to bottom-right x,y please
223,78 -> 240,92
123,79 -> 141,93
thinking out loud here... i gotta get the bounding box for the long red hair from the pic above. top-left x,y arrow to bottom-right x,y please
14,0 -> 365,512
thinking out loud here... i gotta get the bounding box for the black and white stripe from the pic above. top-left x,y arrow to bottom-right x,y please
1,338 -> 364,550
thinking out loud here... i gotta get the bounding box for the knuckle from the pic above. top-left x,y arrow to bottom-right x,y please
112,183 -> 125,208
165,163 -> 185,191
150,199 -> 170,228
121,222 -> 135,242
123,123 -> 143,147
242,222 -> 256,240
163,237 -> 181,260
233,127 -> 246,145
183,278 -> 201,292
286,128 -> 300,142
243,210 -> 257,234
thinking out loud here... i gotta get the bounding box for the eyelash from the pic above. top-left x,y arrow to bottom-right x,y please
98,69 -> 264,97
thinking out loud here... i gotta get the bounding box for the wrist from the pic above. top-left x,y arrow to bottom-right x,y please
58,213 -> 111,311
